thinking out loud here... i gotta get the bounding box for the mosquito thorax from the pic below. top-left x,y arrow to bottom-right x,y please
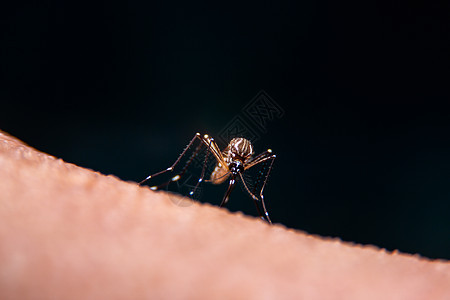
226,137 -> 254,162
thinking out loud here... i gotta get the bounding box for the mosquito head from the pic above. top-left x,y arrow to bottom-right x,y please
229,161 -> 244,176
227,137 -> 254,162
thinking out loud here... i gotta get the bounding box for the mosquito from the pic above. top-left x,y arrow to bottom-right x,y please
139,133 -> 276,224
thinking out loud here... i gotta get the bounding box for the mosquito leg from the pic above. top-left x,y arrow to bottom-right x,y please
244,149 -> 276,171
146,151 -> 202,191
240,150 -> 276,224
175,143 -> 203,182
239,172 -> 272,224
254,197 -> 271,224
258,156 -> 276,224
187,136 -> 212,197
220,177 -> 236,207
139,133 -> 205,185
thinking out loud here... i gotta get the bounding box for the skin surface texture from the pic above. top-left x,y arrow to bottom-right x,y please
0,130 -> 449,299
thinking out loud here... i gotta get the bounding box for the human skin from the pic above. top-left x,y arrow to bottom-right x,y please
0,130 -> 449,299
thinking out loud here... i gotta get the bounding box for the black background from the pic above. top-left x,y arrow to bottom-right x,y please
2,1 -> 449,259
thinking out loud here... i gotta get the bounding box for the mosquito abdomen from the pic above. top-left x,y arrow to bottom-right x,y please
210,163 -> 230,185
